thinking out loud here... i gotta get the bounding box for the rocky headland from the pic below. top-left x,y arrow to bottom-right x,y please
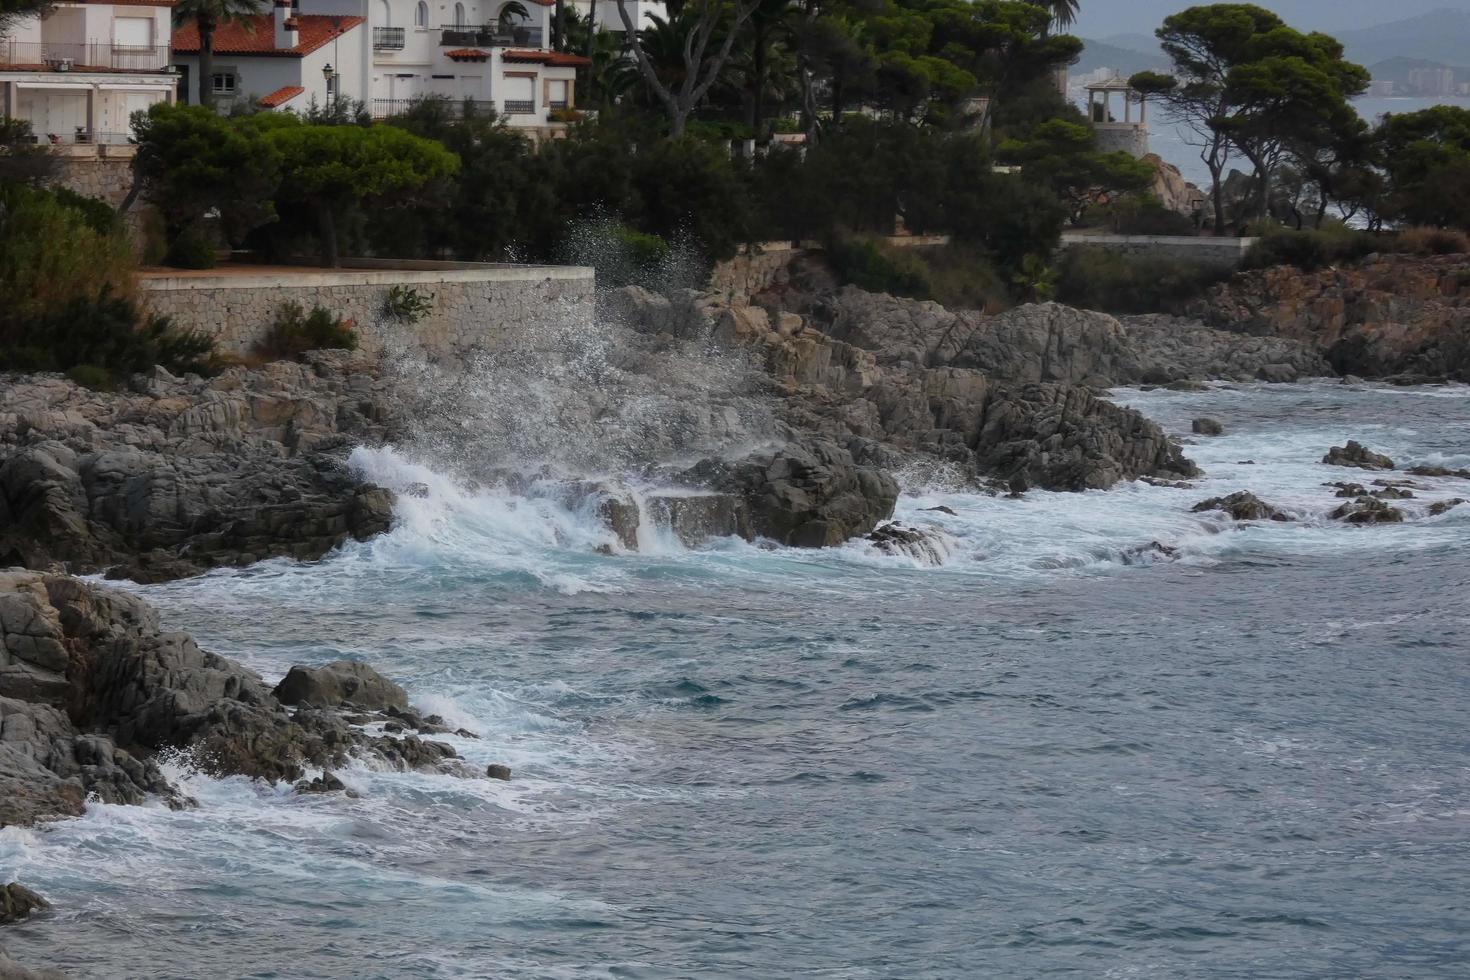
1195,252 -> 1470,381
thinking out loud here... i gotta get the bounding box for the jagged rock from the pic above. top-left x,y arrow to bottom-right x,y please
1322,441 -> 1395,471
485,764 -> 512,780
1192,418 -> 1224,436
1373,486 -> 1414,500
697,440 -> 899,547
272,662 -> 408,712
293,771 -> 358,797
921,505 -> 957,516
645,493 -> 744,547
0,355 -> 397,582
1195,253 -> 1470,380
1429,498 -> 1465,516
1408,465 -> 1470,479
1331,498 -> 1406,524
1329,482 -> 1370,497
865,522 -> 952,565
1191,491 -> 1290,522
0,884 -> 47,924
0,573 -> 469,828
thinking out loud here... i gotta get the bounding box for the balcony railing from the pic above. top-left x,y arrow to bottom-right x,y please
438,24 -> 542,47
31,129 -> 136,146
370,97 -> 498,119
0,40 -> 170,72
501,99 -> 535,114
372,27 -> 406,50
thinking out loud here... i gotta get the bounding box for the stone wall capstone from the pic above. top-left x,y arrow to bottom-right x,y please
138,264 -> 596,360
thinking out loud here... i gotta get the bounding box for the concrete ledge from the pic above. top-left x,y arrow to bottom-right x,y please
138,262 -> 593,292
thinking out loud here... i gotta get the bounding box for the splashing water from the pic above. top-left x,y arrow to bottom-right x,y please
2,381 -> 1468,978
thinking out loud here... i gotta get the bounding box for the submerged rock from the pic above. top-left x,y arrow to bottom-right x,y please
866,522 -> 952,566
1331,498 -> 1406,524
1191,491 -> 1290,522
485,764 -> 512,781
1192,418 -> 1224,436
0,883 -> 48,925
1429,498 -> 1465,516
1322,441 -> 1395,471
1408,465 -> 1470,479
1120,541 -> 1180,565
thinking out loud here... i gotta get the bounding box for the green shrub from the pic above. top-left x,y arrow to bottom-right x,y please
1088,197 -> 1197,236
826,235 -> 933,300
383,284 -> 435,324
1243,225 -> 1378,272
257,302 -> 357,360
0,287 -> 215,378
48,187 -> 119,234
65,364 -> 117,391
1394,226 -> 1470,256
0,184 -> 136,325
164,227 -> 218,269
915,243 -> 1011,312
1056,247 -> 1230,315
556,218 -> 678,289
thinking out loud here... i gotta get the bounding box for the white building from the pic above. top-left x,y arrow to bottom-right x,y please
172,0 -> 588,137
566,0 -> 664,33
171,2 -> 365,113
0,0 -> 176,151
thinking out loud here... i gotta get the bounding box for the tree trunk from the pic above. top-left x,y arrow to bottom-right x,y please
317,202 -> 339,268
199,23 -> 215,110
553,0 -> 565,51
1207,158 -> 1225,237
831,72 -> 843,122
669,106 -> 688,137
749,18 -> 767,137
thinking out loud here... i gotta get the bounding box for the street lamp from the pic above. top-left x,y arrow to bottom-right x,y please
322,62 -> 336,109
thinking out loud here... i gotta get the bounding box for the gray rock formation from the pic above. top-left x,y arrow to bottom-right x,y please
0,355 -> 395,583
1191,491 -> 1290,522
1331,498 -> 1406,524
273,662 -> 409,712
609,282 -> 1201,493
0,572 -> 487,830
1322,441 -> 1395,471
1192,418 -> 1224,436
0,884 -> 47,925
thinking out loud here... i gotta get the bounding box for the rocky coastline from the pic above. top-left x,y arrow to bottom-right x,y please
1,247 -> 1468,975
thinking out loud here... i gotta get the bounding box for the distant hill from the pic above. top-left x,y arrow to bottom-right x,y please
1074,37 -> 1167,78
1368,55 -> 1470,86
1338,8 -> 1470,69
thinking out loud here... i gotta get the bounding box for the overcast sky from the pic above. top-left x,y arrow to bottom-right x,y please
1073,0 -> 1469,38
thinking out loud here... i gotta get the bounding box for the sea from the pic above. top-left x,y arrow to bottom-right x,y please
1,378 -> 1468,978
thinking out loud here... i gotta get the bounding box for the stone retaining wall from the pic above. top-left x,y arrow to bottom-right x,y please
46,157 -> 135,209
1058,233 -> 1258,268
138,262 -> 596,359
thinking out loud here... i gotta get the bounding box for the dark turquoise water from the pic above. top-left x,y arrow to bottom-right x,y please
3,381 -> 1468,978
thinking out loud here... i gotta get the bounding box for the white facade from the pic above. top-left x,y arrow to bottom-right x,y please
1,0 -> 175,149
568,0 -> 665,32
171,3 -> 366,113
366,0 -> 584,133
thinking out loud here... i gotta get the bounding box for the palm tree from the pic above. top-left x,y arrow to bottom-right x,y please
1042,0 -> 1079,35
174,0 -> 268,110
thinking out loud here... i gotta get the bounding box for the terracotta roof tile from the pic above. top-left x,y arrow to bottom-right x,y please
502,49 -> 589,66
445,47 -> 490,61
257,84 -> 304,107
172,14 -> 363,57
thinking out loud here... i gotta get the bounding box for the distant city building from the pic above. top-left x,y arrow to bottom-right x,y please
1367,79 -> 1395,97
1407,67 -> 1455,96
